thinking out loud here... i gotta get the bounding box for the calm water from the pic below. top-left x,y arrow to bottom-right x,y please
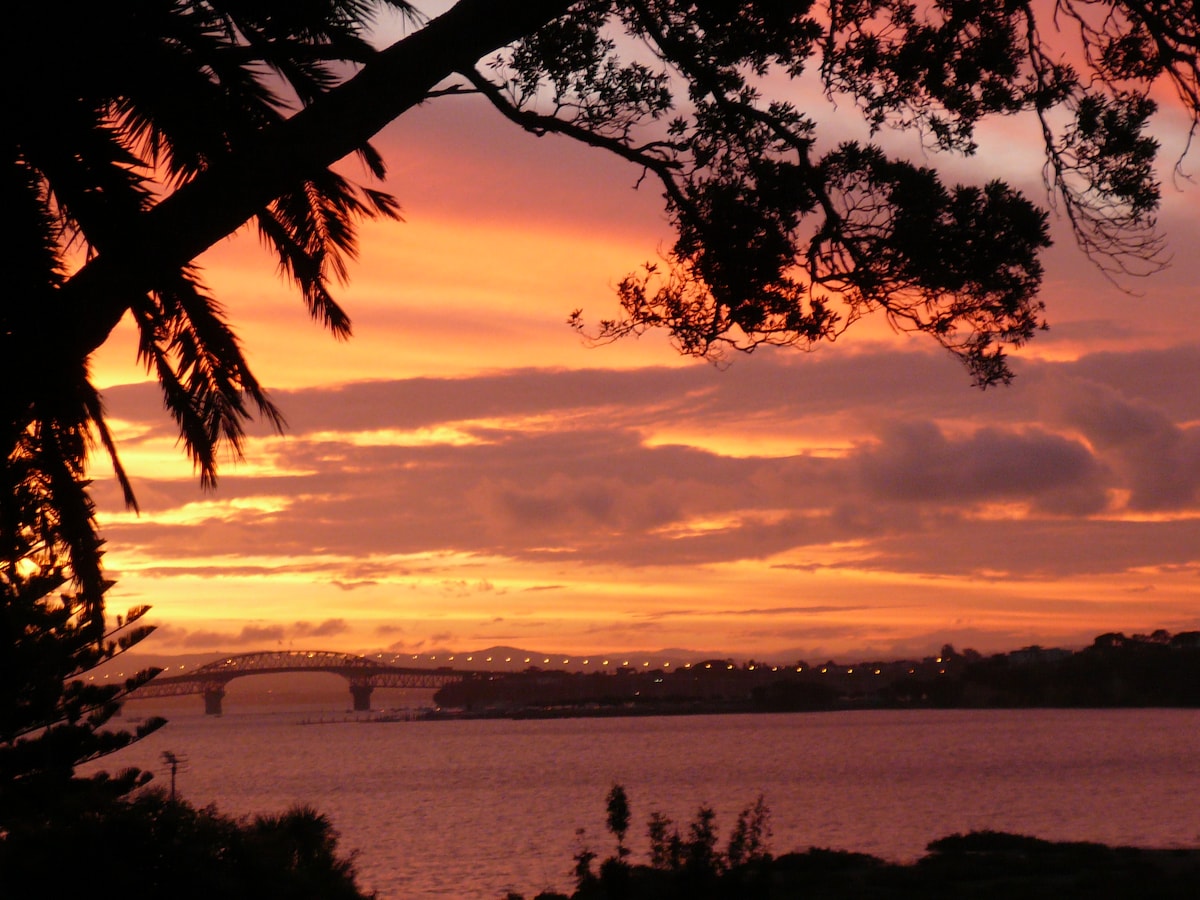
87,705 -> 1200,898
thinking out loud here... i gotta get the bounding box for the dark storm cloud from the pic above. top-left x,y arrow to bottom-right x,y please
103,425 -> 843,566
333,579 -> 379,590
1052,376 -> 1200,511
115,561 -> 316,579
633,605 -> 872,619
850,517 -> 1200,579
1067,345 -> 1200,419
166,623 -> 287,648
295,618 -> 350,637
857,420 -> 1110,515
150,619 -> 354,650
96,342 -> 1200,583
97,346 -> 982,440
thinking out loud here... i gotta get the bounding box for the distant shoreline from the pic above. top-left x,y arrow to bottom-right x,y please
369,698 -> 1200,724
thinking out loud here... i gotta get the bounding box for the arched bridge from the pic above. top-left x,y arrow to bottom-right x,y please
128,650 -> 481,715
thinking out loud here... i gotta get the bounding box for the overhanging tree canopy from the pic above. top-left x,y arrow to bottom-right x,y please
6,0 -> 1199,596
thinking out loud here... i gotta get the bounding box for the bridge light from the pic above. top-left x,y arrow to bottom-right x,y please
524,658 -> 531,663
664,662 -> 670,667
505,657 -> 511,662
543,658 -> 550,664
486,657 -> 492,662
582,659 -> 589,665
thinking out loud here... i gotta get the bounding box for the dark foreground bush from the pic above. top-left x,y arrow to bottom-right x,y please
513,836 -> 1200,900
0,789 -> 373,900
506,787 -> 1200,900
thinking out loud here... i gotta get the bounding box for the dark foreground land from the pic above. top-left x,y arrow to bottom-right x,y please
513,831 -> 1200,900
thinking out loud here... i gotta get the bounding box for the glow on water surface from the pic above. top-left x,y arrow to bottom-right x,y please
88,707 -> 1200,898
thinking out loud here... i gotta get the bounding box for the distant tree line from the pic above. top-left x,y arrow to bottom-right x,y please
945,631 -> 1200,709
432,632 -> 1200,715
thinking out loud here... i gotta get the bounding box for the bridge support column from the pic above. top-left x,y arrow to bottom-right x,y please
349,682 -> 374,711
203,685 -> 225,715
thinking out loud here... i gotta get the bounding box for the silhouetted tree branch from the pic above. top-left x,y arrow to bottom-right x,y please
12,0 -> 1198,591
6,0 -> 1200,830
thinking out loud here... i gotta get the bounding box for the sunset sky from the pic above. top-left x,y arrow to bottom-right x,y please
86,10 -> 1200,664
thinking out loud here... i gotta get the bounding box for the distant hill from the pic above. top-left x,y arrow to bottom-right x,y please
109,645 -> 731,678
109,630 -> 1200,715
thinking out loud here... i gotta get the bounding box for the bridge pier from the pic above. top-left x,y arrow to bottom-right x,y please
203,685 -> 225,715
349,681 -> 374,711
126,651 -> 469,713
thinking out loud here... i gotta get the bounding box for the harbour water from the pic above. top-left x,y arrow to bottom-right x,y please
88,704 -> 1200,898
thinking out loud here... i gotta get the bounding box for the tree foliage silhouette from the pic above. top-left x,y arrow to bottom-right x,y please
5,0 -> 1200,816
0,792 -> 373,900
606,784 -> 632,859
10,1 -> 1200,591
567,789 -> 777,900
5,0 -> 413,834
0,566 -> 162,832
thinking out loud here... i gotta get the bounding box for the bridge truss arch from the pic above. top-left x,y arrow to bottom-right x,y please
129,650 -> 484,714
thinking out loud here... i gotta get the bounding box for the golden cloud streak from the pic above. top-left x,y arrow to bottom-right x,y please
99,495 -> 296,527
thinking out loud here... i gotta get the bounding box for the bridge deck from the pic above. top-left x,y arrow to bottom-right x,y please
125,651 -> 497,711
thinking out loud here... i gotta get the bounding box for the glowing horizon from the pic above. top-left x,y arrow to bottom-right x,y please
85,64 -> 1200,665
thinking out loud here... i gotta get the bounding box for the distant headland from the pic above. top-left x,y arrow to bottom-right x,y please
113,629 -> 1200,717
428,630 -> 1200,718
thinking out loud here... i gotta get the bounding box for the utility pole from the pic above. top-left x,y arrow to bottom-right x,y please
161,750 -> 188,801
